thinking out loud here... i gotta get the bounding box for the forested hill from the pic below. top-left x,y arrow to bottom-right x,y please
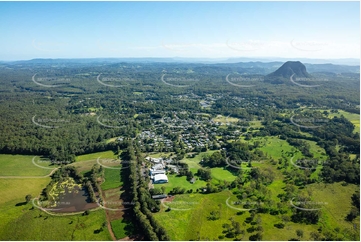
266,61 -> 312,78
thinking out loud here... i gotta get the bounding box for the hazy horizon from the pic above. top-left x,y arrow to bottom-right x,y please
2,56 -> 359,67
0,1 -> 359,61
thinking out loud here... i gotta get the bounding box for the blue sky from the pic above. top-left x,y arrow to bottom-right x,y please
0,1 -> 359,60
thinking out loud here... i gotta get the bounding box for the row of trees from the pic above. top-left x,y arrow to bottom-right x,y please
123,142 -> 170,241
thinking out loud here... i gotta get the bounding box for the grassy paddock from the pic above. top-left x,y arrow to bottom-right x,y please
0,203 -> 111,240
154,191 -> 253,240
210,167 -> 237,182
0,151 -> 123,241
0,154 -> 56,176
76,150 -> 117,162
154,183 -> 359,241
0,177 -> 111,241
74,151 -> 120,174
154,174 -> 207,193
101,167 -> 123,190
182,150 -> 217,173
306,182 -> 360,235
0,178 -> 50,205
257,136 -> 296,160
111,219 -> 131,239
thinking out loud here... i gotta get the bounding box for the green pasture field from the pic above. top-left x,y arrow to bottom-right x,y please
255,136 -> 328,181
256,136 -> 327,161
0,177 -> 110,240
210,167 -> 237,182
153,191 -> 320,241
72,159 -> 98,174
102,187 -> 134,239
76,150 -> 117,162
181,150 -> 217,173
111,219 -> 131,239
331,110 -> 360,133
248,120 -> 263,128
0,203 -> 111,240
0,154 -> 57,176
101,167 -> 123,190
154,174 -> 207,193
257,136 -> 296,160
0,178 -> 50,205
305,182 -> 360,237
88,107 -> 103,112
154,183 -> 359,241
74,151 -> 119,174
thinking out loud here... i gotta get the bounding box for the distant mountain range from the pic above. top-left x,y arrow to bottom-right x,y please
2,57 -> 360,66
1,58 -> 359,74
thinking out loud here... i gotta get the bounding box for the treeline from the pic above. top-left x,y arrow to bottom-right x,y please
86,164 -> 104,203
123,142 -> 170,241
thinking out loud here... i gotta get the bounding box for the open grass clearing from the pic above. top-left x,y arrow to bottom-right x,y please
305,182 -> 359,236
181,150 -> 217,173
210,167 -> 237,182
154,190 -> 321,241
0,178 -> 50,205
105,137 -> 117,144
111,218 -> 134,239
0,154 -> 56,177
101,168 -> 123,191
155,182 -> 359,241
76,150 -> 117,162
154,174 -> 207,193
0,203 -> 111,240
213,115 -> 239,123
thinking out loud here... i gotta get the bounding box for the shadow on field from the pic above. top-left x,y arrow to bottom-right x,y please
15,202 -> 27,207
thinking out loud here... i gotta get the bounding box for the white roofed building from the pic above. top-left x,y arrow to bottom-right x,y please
153,174 -> 168,184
